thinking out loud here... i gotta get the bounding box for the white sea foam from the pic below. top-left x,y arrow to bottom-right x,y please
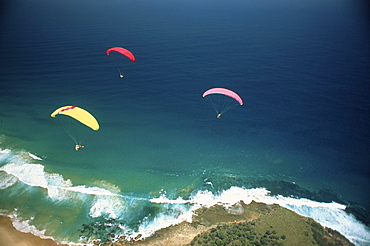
64,186 -> 120,197
0,163 -> 49,188
0,162 -> 121,199
150,194 -> 189,204
89,195 -> 125,218
149,186 -> 370,246
28,153 -> 43,160
0,213 -> 86,246
6,214 -> 54,241
134,204 -> 194,240
0,148 -> 12,162
0,150 -> 134,221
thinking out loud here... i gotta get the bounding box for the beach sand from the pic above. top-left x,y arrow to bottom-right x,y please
0,215 -> 68,246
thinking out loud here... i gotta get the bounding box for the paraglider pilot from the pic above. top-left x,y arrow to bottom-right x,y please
75,145 -> 84,151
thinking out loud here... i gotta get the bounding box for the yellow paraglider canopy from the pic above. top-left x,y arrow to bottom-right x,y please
50,106 -> 99,131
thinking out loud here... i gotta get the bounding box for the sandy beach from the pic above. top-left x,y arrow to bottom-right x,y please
0,215 -> 68,246
0,214 -> 203,246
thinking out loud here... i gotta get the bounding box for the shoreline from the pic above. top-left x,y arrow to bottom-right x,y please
0,215 -> 68,246
0,201 -> 357,246
125,201 -> 354,246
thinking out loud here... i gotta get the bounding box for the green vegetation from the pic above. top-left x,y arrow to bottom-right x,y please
187,201 -> 353,246
188,221 -> 285,246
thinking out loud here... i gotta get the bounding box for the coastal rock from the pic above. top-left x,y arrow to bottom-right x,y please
135,234 -> 143,240
226,202 -> 244,215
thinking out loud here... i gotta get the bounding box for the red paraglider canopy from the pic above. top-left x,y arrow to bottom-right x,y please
202,88 -> 243,105
106,47 -> 136,62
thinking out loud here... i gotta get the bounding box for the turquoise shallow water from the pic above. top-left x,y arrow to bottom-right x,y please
1,0 -> 370,245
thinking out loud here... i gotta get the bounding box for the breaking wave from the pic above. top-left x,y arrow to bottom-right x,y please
1,147 -> 370,245
150,187 -> 370,246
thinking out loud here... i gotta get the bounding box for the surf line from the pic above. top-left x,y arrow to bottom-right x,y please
59,186 -> 149,201
150,197 -> 191,204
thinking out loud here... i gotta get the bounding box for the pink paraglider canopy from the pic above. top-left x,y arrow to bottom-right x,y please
202,88 -> 243,105
106,47 -> 136,62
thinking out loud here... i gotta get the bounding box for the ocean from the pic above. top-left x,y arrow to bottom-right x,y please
0,0 -> 369,245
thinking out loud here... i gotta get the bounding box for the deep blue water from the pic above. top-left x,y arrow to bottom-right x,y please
1,0 -> 369,245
